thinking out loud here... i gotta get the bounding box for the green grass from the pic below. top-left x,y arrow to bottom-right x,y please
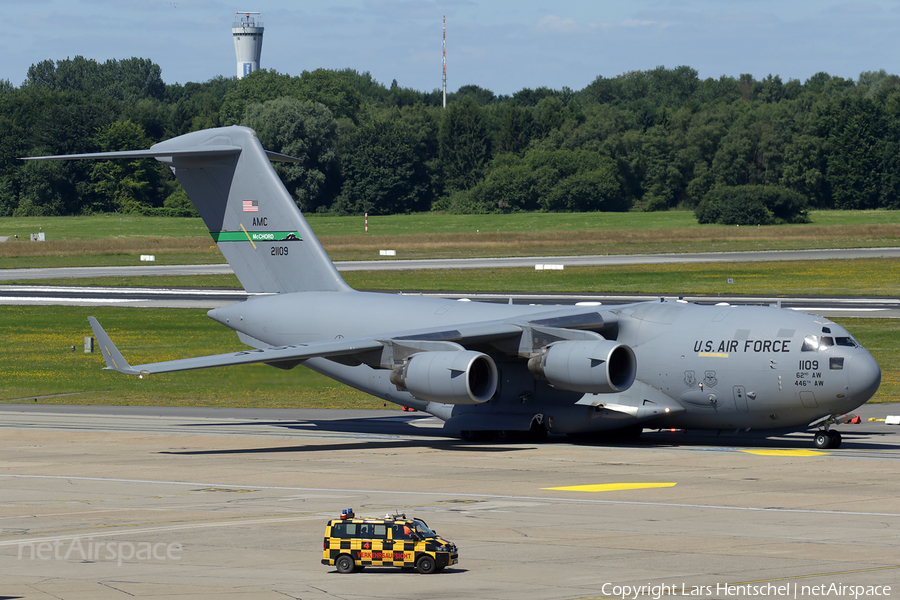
10,257 -> 900,297
313,208 -> 900,235
350,258 -> 900,296
4,209 -> 900,240
0,215 -> 211,241
2,210 -> 900,267
0,305 -> 384,408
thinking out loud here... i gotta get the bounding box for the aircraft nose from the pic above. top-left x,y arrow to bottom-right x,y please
847,352 -> 881,402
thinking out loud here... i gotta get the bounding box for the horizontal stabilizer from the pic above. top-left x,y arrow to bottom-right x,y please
22,147 -> 301,163
22,147 -> 240,162
265,150 -> 303,163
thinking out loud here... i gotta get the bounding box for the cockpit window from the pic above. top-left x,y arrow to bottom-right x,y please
801,335 -> 819,351
802,335 -> 851,351
829,357 -> 844,370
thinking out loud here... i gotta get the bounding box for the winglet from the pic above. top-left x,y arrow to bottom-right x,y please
88,317 -> 140,376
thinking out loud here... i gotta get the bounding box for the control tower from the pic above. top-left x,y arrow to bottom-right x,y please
233,12 -> 264,78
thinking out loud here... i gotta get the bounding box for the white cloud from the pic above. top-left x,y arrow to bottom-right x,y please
619,18 -> 668,28
535,15 -> 594,34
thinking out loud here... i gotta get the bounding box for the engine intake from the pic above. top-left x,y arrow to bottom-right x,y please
390,351 -> 498,405
527,340 -> 636,394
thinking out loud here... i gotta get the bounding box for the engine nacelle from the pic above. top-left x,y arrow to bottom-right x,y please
527,340 -> 636,394
390,351 -> 498,405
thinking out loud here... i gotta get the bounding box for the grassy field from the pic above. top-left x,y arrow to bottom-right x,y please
0,306 -> 380,408
4,209 -> 900,239
2,210 -> 900,267
16,257 -> 900,298
344,258 -> 900,297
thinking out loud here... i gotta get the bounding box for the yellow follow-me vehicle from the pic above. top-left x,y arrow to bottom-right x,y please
322,509 -> 458,574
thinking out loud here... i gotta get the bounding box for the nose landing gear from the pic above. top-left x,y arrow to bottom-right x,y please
814,429 -> 842,449
809,413 -> 854,450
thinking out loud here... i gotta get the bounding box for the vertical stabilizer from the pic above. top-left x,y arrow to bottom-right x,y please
24,125 -> 351,294
152,126 -> 351,294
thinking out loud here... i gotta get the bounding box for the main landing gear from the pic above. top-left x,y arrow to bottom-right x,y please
814,429 -> 842,449
460,428 -> 548,443
460,421 -> 549,443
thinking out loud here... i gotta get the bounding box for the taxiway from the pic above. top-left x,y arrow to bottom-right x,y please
1,404 -> 898,600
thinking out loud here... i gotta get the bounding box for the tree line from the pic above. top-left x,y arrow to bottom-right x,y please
2,56 -> 900,219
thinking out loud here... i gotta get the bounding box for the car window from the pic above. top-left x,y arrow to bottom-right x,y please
393,524 -> 412,540
330,522 -> 354,538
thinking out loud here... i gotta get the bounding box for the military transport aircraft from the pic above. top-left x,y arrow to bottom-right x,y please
26,126 -> 882,449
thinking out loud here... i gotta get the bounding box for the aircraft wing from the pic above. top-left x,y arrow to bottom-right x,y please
87,316 -> 523,377
88,316 -> 385,376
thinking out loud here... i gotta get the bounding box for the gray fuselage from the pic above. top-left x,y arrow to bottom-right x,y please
208,291 -> 881,435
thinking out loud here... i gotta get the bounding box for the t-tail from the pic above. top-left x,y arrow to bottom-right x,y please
24,126 -> 351,295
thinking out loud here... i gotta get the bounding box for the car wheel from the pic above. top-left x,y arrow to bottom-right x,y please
335,554 -> 354,574
416,554 -> 437,574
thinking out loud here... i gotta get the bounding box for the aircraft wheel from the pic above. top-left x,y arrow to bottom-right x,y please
416,554 -> 437,574
460,430 -> 482,442
335,554 -> 355,574
609,425 -> 644,440
814,431 -> 830,449
525,424 -> 548,442
492,430 -> 513,443
830,430 -> 842,449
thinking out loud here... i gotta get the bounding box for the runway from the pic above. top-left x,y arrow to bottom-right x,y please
1,404 -> 898,600
3,247 -> 899,316
2,284 -> 899,318
3,246 -> 900,282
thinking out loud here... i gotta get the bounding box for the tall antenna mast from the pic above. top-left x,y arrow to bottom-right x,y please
442,15 -> 447,108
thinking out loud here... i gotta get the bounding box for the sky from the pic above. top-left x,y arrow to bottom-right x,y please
5,1 -> 900,95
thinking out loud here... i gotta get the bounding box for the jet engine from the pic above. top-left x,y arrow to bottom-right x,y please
527,340 -> 636,394
390,350 -> 498,405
